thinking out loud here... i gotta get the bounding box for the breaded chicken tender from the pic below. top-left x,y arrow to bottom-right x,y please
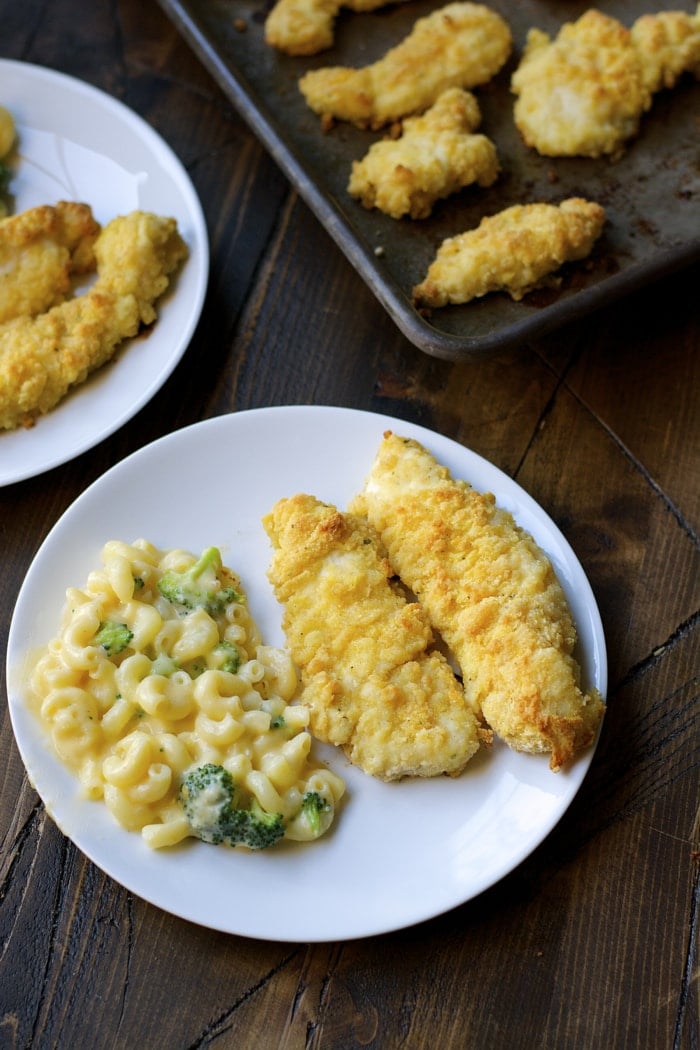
412,198 -> 605,308
511,10 -> 650,158
351,433 -> 605,771
299,2 -> 512,128
631,4 -> 700,93
348,88 -> 499,219
0,211 -> 188,430
512,6 -> 700,158
0,202 -> 100,324
265,0 -> 408,56
263,493 -> 483,781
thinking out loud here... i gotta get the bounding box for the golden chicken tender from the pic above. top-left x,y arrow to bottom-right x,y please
631,4 -> 700,93
348,88 -> 499,219
0,202 -> 100,324
512,6 -> 700,158
299,1 -> 512,128
412,198 -> 605,308
263,493 -> 484,781
0,211 -> 188,430
511,10 -> 650,158
265,0 -> 408,56
351,433 -> 605,772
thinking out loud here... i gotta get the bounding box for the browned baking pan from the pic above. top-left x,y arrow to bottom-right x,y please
157,0 -> 700,359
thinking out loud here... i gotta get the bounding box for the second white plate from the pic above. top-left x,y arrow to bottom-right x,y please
0,60 -> 209,485
7,407 -> 607,942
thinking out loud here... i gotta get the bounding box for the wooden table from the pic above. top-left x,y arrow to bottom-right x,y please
1,1 -> 698,1046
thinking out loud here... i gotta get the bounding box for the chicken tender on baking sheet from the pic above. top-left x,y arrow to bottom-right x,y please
412,198 -> 605,308
511,10 -> 650,158
263,493 -> 483,781
351,433 -> 605,771
0,211 -> 187,430
512,6 -> 700,158
348,88 -> 499,219
631,3 -> 700,93
265,0 -> 408,56
0,202 -> 100,324
299,2 -> 512,128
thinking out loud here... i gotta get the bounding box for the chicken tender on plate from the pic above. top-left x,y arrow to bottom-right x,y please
351,433 -> 605,771
348,88 -> 499,219
265,0 -> 408,56
511,6 -> 700,158
0,201 -> 100,324
412,198 -> 605,308
299,1 -> 512,128
263,493 -> 484,781
0,210 -> 188,430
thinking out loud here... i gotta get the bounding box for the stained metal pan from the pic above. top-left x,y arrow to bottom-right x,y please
157,0 -> 700,359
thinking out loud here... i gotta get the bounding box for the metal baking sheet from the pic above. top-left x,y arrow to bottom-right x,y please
157,0 -> 700,359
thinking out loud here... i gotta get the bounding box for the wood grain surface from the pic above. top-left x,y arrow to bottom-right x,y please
1,1 -> 698,1047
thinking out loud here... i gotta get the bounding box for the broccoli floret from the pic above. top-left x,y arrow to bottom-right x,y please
229,798 -> 285,850
179,763 -> 241,845
0,161 -> 10,196
182,658 -> 207,678
212,640 -> 241,674
298,791 -> 333,839
157,548 -> 243,615
151,653 -> 180,677
91,620 -> 133,655
179,763 -> 285,849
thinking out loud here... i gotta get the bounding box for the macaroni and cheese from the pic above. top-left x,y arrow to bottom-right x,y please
28,539 -> 345,849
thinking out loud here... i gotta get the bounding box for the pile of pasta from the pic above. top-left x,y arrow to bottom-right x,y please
28,540 -> 345,849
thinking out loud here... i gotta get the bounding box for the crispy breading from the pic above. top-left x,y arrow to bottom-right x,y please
512,6 -> 700,158
412,198 -> 605,308
263,493 -> 484,781
511,10 -> 650,158
348,88 -> 499,219
299,1 -> 512,128
265,0 -> 408,56
351,433 -> 605,771
0,202 -> 100,324
631,4 -> 700,93
0,211 -> 188,430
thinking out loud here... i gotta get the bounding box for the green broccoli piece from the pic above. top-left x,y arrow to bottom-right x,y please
298,791 -> 333,839
179,763 -> 285,849
182,659 -> 207,678
229,798 -> 285,851
0,161 -> 10,196
91,620 -> 133,655
151,653 -> 180,677
179,763 -> 241,845
212,640 -> 241,674
157,548 -> 243,615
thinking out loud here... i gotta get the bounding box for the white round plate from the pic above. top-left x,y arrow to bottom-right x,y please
0,60 -> 208,486
7,407 -> 607,942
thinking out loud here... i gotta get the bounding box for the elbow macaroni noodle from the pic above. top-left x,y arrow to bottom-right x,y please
29,540 -> 345,848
